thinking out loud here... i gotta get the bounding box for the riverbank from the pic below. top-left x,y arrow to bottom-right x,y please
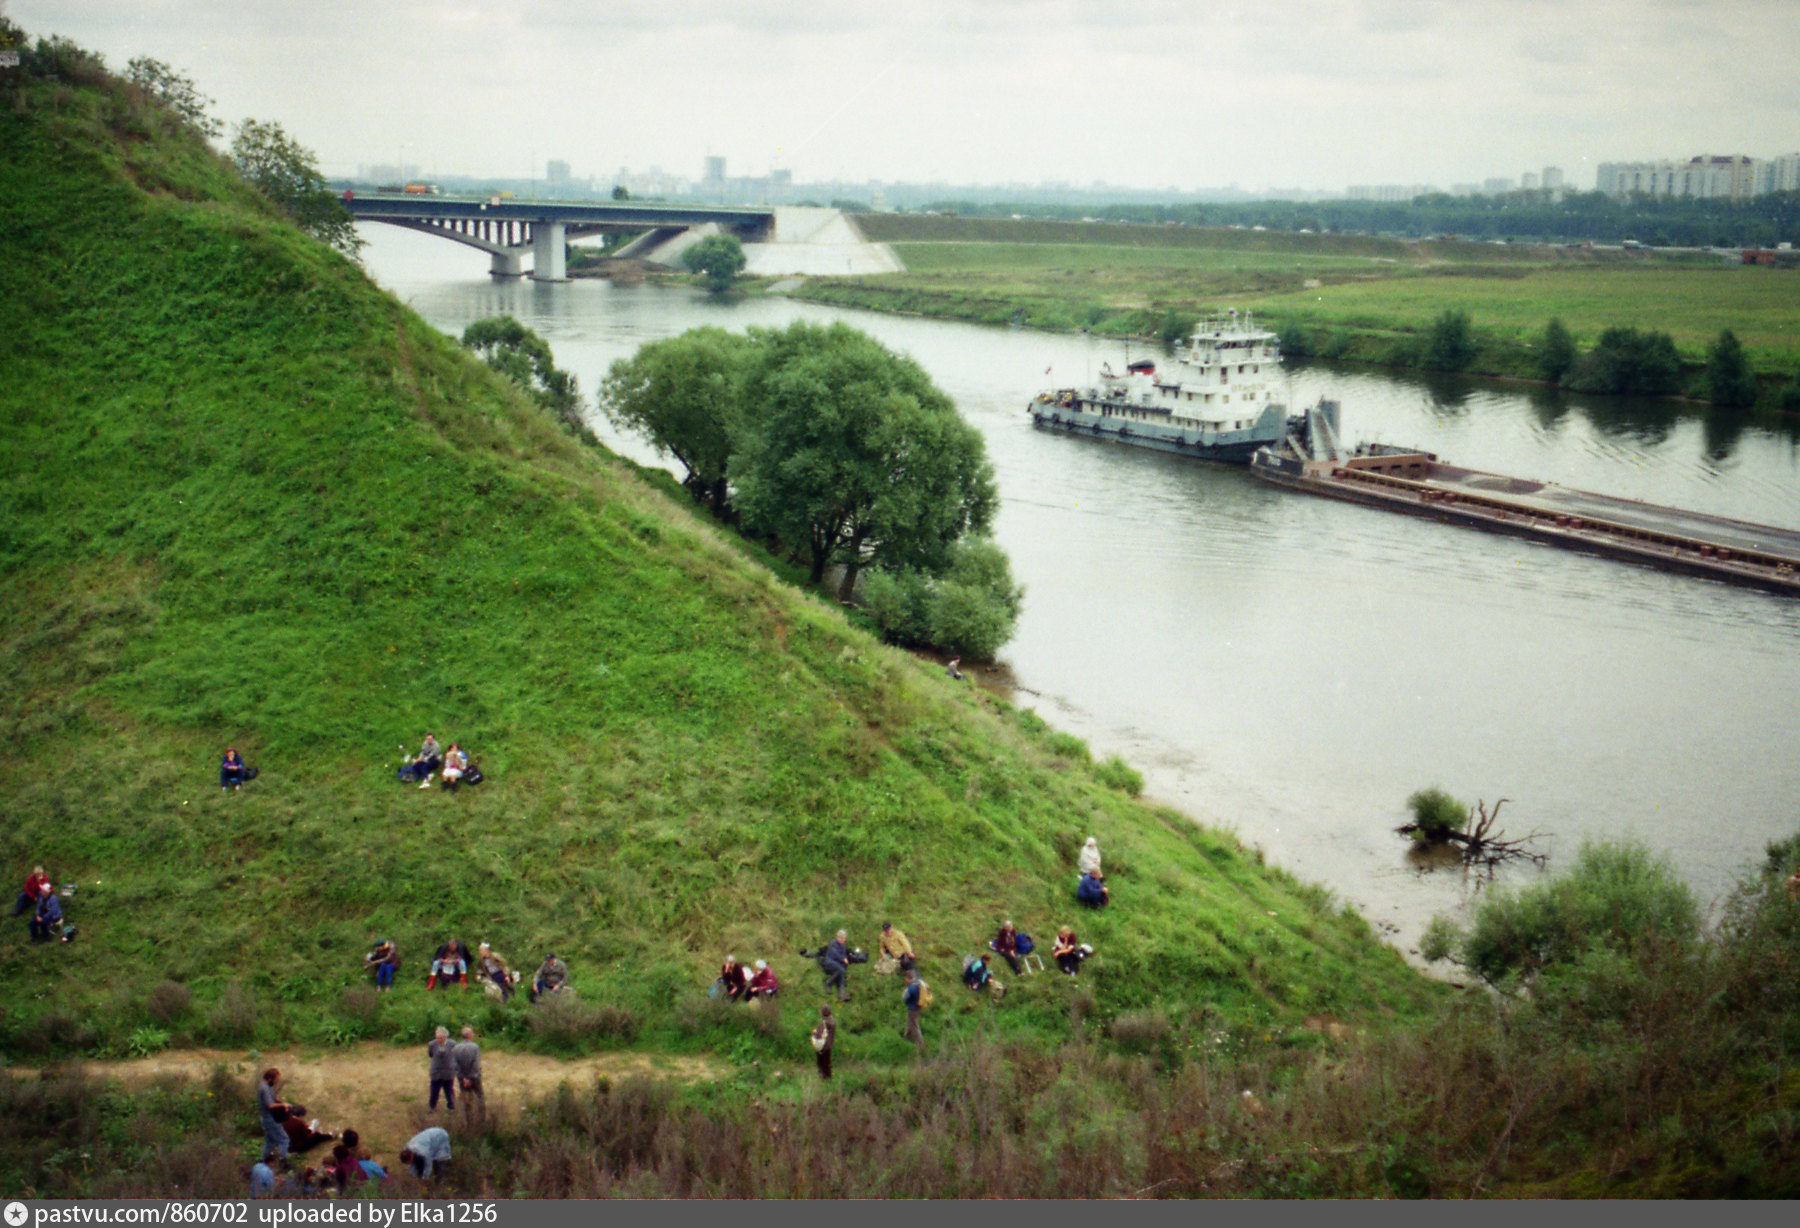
784,214 -> 1800,402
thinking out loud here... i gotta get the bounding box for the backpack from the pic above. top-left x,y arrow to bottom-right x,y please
464,765 -> 484,786
918,980 -> 933,1008
1015,932 -> 1035,956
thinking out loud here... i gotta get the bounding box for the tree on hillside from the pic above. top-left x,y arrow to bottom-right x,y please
682,233 -> 747,291
599,327 -> 751,515
229,119 -> 362,258
1538,318 -> 1577,384
125,56 -> 221,140
461,315 -> 585,435
733,320 -> 998,597
1706,329 -> 1759,408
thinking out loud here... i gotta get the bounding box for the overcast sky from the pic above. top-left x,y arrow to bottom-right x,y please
12,0 -> 1799,193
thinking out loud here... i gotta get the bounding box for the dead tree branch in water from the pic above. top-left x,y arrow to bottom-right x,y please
1396,797 -> 1549,879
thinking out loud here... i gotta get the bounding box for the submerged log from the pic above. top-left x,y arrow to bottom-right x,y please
1395,798 -> 1548,879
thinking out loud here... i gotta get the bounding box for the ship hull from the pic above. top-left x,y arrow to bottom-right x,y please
1027,401 -> 1277,465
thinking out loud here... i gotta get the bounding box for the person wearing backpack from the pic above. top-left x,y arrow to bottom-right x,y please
901,969 -> 927,1059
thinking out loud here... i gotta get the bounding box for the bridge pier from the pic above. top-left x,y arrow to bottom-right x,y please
490,249 -> 524,278
531,221 -> 568,282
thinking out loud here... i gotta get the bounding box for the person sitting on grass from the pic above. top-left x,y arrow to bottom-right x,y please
878,922 -> 916,974
1078,836 -> 1103,878
399,1126 -> 452,1179
13,865 -> 49,918
427,937 -> 471,989
277,1104 -> 336,1154
990,921 -> 1023,975
364,937 -> 400,991
714,954 -> 749,1002
961,953 -> 992,991
800,930 -> 853,1002
1052,926 -> 1089,976
1077,869 -> 1110,908
441,744 -> 469,791
248,1147 -> 279,1198
329,1142 -> 365,1191
530,952 -> 568,1002
409,734 -> 442,786
29,883 -> 63,944
221,747 -> 247,791
475,941 -> 512,1000
747,959 -> 779,1003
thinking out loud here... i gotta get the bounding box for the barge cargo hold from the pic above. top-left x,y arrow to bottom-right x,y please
1249,433 -> 1800,598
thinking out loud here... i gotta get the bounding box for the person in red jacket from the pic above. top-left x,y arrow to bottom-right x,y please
746,959 -> 778,1003
13,865 -> 49,917
716,955 -> 749,1002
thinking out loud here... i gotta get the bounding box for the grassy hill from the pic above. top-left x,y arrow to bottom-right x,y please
0,42 -> 1432,1069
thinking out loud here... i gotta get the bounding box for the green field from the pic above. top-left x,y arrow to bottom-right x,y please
811,214 -> 1800,386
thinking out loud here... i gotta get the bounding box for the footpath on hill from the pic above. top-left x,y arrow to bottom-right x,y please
20,1045 -> 721,1161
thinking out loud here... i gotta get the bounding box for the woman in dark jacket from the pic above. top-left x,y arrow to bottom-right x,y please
221,748 -> 247,790
811,1005 -> 835,1080
991,921 -> 1023,975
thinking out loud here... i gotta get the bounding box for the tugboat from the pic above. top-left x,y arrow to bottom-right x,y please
1027,309 -> 1320,464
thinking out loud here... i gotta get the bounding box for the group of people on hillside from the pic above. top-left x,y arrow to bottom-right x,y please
250,1066 -> 457,1197
398,733 -> 478,792
364,936 -> 566,1003
712,954 -> 779,1004
14,864 -> 66,944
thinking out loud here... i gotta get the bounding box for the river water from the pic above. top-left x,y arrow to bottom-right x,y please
359,226 -> 1800,960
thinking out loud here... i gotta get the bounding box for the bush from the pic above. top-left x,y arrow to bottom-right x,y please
1422,309 -> 1477,371
1706,329 -> 1759,407
528,994 -> 640,1049
1403,787 -> 1467,842
1779,369 -> 1800,413
1538,318 -> 1577,383
1095,756 -> 1144,797
1562,327 -> 1683,396
145,981 -> 192,1026
1046,732 -> 1091,762
1430,841 -> 1701,985
681,234 -> 746,291
204,980 -> 258,1043
863,538 -> 1023,660
1107,1007 -> 1172,1054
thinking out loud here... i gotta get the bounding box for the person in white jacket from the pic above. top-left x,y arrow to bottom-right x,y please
1078,836 -> 1102,877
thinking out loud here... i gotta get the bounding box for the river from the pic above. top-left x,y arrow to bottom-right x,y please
359,225 -> 1800,961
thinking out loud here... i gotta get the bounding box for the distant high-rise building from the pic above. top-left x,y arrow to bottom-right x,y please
1541,166 -> 1564,190
1449,183 -> 1480,196
545,159 -> 571,184
1598,155 -> 1758,200
1482,177 -> 1515,195
1520,172 -> 1540,190
702,155 -> 726,184
1763,153 -> 1800,194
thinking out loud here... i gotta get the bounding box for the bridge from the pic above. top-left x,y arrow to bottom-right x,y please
345,194 -> 778,281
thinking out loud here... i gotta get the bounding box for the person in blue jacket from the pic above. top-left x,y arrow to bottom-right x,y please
29,884 -> 62,942
901,969 -> 925,1059
221,748 -> 247,790
801,930 -> 853,1002
1077,869 -> 1110,908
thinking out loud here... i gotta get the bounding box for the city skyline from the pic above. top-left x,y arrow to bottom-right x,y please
11,0 -> 1800,195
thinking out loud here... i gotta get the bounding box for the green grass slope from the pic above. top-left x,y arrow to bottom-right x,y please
0,65 -> 1433,1064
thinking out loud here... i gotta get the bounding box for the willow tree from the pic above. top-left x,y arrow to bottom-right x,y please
732,320 -> 997,597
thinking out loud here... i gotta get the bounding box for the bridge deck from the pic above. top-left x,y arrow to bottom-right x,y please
345,194 -> 773,228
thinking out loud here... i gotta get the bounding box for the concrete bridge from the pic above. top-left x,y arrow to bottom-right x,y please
345,194 -> 777,280
346,195 -> 901,280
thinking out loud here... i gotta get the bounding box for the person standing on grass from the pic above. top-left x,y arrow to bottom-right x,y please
257,1068 -> 292,1160
811,1005 -> 835,1080
453,1025 -> 483,1111
427,1025 -> 456,1111
13,865 -> 49,917
901,969 -> 926,1059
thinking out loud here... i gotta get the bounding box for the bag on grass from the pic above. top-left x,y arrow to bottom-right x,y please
1015,932 -> 1035,956
464,765 -> 484,786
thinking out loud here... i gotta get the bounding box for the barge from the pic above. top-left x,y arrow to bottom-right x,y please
1249,423 -> 1800,597
1028,310 -> 1328,463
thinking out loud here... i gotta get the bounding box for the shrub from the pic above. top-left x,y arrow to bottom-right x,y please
1430,841 -> 1701,985
123,1026 -> 170,1057
863,538 -> 1023,660
1422,309 -> 1477,371
1706,329 -> 1759,407
1095,756 -> 1144,797
145,981 -> 192,1026
1403,787 -> 1467,842
1562,327 -> 1683,396
529,995 -> 640,1049
1780,369 -> 1800,413
1046,731 -> 1091,762
1538,318 -> 1577,383
204,981 -> 258,1043
1108,1007 -> 1172,1054
338,984 -> 381,1030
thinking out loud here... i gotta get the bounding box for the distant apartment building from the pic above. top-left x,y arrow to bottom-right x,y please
1541,166 -> 1564,190
1482,177 -> 1515,195
1520,171 -> 1539,190
1758,153 -> 1800,194
1346,183 -> 1434,201
545,159 -> 571,184
1597,154 -> 1761,200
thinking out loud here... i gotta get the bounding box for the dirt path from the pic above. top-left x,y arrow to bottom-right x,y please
32,1044 -> 720,1160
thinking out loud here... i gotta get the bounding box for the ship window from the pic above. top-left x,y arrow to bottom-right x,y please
1223,395 -> 1230,403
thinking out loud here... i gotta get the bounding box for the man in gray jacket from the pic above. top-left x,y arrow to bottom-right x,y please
453,1025 -> 483,1111
427,1025 -> 456,1110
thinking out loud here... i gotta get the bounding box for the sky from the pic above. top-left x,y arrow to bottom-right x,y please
11,0 -> 1800,194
